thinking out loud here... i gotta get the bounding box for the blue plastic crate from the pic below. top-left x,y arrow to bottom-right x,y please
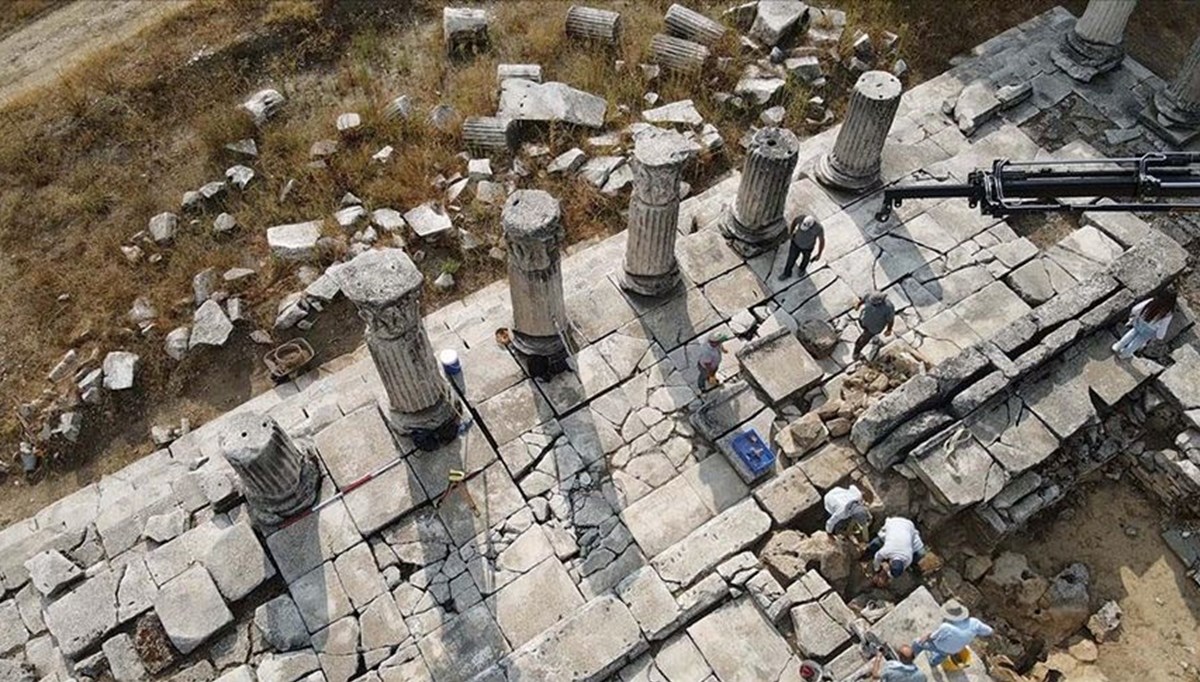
729,428 -> 776,479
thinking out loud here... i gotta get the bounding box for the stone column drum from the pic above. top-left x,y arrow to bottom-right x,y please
723,127 -> 799,254
1140,35 -> 1200,145
620,133 -> 696,297
1052,0 -> 1137,81
503,190 -> 568,358
335,249 -> 459,438
816,71 -> 902,193
219,412 -> 319,529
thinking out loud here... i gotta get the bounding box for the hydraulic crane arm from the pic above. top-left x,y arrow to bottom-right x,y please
875,152 -> 1200,222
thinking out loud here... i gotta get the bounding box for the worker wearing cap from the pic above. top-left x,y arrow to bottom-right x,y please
696,331 -> 729,392
854,292 -> 895,360
912,600 -> 994,671
824,484 -> 872,541
866,516 -> 925,586
782,215 -> 825,280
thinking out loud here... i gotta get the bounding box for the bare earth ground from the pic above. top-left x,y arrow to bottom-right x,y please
0,0 -> 193,107
1004,480 -> 1200,681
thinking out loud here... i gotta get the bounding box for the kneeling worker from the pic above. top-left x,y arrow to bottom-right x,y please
824,484 -> 872,541
870,645 -> 926,682
866,516 -> 925,586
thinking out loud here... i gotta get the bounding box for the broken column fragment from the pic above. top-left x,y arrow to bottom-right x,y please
1140,35 -> 1200,146
649,33 -> 711,75
335,249 -> 460,446
816,70 -> 902,193
664,4 -> 726,47
565,5 -> 622,44
722,127 -> 799,255
444,7 -> 490,57
219,412 -> 319,529
620,131 -> 696,297
463,116 -> 516,155
1051,0 -> 1137,82
503,190 -> 569,368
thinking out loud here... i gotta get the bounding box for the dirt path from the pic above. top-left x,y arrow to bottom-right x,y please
0,0 -> 193,108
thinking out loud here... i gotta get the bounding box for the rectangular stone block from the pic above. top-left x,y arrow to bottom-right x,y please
790,601 -> 849,659
908,431 -> 1008,511
315,406 -> 405,490
850,375 -> 938,453
488,558 -> 584,649
615,566 -> 681,641
752,465 -> 820,526
736,329 -> 824,403
652,499 -> 771,589
688,598 -> 793,682
266,499 -> 362,584
501,595 -> 645,682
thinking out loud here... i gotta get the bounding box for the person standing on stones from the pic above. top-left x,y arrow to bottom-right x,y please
912,600 -> 993,672
695,331 -> 729,392
781,215 -> 825,280
865,516 -> 925,586
1111,289 -> 1175,359
824,484 -> 872,541
854,292 -> 895,360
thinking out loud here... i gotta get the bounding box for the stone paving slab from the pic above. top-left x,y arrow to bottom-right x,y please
687,597 -> 794,682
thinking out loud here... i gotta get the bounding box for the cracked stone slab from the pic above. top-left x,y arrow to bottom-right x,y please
676,229 -> 747,286
702,266 -> 773,319
155,565 -> 233,655
487,557 -> 583,649
418,603 -> 511,682
967,395 -> 1059,474
500,594 -> 645,681
688,597 -> 793,682
453,341 -> 527,404
909,309 -> 983,365
43,569 -> 118,658
908,431 -> 1008,511
652,499 -> 771,589
536,344 -> 621,415
566,276 -> 640,343
203,520 -> 275,602
24,550 -> 82,598
289,562 -> 354,634
736,329 -> 824,403
476,380 -> 555,448
438,462 -> 527,546
407,428 -> 498,500
315,405 -> 406,490
266,499 -> 362,584
621,475 -> 714,558
343,458 -> 430,535
631,285 -> 723,352
753,465 -> 821,526
951,281 -> 1031,340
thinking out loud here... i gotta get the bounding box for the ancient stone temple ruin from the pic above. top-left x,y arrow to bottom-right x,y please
2,4 -> 1199,682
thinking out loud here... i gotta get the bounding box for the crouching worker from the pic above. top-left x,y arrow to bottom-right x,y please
865,516 -> 925,586
913,600 -> 993,671
869,645 -> 926,682
824,484 -> 872,542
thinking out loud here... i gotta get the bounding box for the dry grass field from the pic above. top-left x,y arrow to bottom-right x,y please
0,0 -> 1196,522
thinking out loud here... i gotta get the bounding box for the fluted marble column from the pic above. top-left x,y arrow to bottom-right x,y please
723,127 -> 799,254
220,412 -> 319,529
649,34 -> 711,75
664,4 -> 726,47
621,132 -> 695,297
503,190 -> 568,358
1052,0 -> 1137,81
817,71 -> 902,193
336,249 -> 459,438
566,6 -> 622,44
463,116 -> 515,154
1140,36 -> 1200,145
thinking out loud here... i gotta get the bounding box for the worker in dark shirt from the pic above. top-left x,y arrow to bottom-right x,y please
781,215 -> 825,280
854,292 -> 895,360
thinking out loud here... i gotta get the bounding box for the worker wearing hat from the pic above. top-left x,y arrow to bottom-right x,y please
912,600 -> 994,671
696,331 -> 729,392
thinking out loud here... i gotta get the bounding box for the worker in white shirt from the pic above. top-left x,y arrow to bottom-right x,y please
823,484 -> 872,541
866,516 -> 926,586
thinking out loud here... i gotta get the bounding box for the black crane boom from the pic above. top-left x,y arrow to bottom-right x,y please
875,152 -> 1200,222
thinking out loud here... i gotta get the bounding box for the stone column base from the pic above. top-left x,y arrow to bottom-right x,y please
385,396 -> 461,450
1051,33 -> 1124,83
619,268 -> 682,298
246,451 -> 320,530
815,152 -> 880,193
1138,94 -> 1200,147
720,208 -> 786,257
